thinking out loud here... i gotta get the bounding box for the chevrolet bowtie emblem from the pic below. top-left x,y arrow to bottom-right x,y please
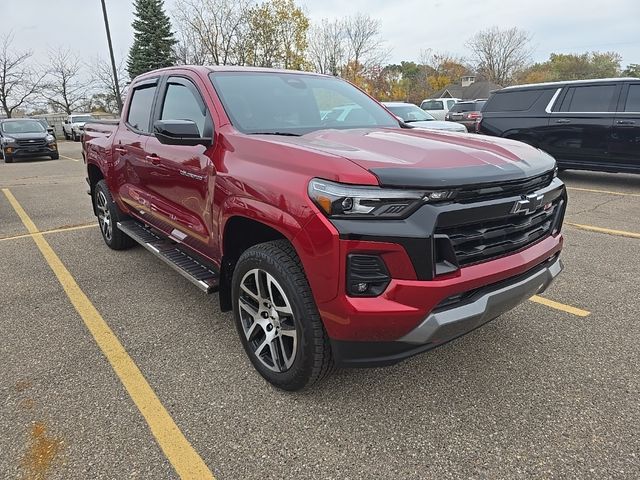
511,193 -> 544,215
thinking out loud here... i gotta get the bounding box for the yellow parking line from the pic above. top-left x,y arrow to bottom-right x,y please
530,295 -> 591,317
0,223 -> 97,243
59,154 -> 80,162
566,222 -> 640,239
566,186 -> 640,198
2,188 -> 215,480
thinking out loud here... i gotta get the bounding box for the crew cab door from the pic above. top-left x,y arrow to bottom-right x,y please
114,78 -> 158,215
142,75 -> 215,251
545,83 -> 619,168
609,82 -> 640,171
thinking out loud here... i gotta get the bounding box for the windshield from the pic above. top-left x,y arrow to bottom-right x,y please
386,105 -> 435,122
1,120 -> 45,134
209,72 -> 398,135
71,115 -> 93,123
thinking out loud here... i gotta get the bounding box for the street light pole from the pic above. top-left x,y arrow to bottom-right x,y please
100,0 -> 123,113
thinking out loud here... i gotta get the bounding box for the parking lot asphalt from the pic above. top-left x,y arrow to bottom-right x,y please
1,141 -> 638,479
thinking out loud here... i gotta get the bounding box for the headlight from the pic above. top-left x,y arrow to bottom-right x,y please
46,134 -> 55,143
2,136 -> 16,145
308,178 -> 453,218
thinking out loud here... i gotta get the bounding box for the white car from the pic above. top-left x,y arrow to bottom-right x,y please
419,97 -> 460,120
62,114 -> 95,141
383,102 -> 467,133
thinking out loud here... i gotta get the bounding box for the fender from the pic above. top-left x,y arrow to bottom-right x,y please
219,197 -> 341,304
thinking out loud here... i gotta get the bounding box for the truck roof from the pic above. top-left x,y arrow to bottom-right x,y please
133,65 -> 331,82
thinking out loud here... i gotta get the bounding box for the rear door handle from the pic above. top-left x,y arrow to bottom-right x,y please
555,119 -> 571,124
145,154 -> 161,165
616,120 -> 636,125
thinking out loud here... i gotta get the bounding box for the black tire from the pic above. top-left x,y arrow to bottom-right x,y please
50,153 -> 59,160
93,180 -> 136,250
72,132 -> 79,142
3,152 -> 13,163
64,131 -> 70,140
232,240 -> 334,391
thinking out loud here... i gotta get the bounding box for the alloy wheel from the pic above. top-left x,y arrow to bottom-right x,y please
96,190 -> 112,242
238,268 -> 298,372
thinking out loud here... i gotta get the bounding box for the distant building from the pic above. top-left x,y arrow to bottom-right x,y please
432,76 -> 502,100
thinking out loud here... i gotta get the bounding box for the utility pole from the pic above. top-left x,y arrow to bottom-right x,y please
101,0 -> 123,113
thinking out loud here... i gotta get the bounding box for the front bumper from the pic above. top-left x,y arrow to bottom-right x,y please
5,145 -> 57,158
331,254 -> 562,367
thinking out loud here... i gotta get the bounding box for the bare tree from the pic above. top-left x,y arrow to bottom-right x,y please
343,14 -> 386,82
466,26 -> 532,85
173,0 -> 252,66
42,48 -> 91,114
90,55 -> 129,114
0,33 -> 44,118
308,19 -> 345,76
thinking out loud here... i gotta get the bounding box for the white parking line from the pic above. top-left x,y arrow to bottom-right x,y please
59,154 -> 80,162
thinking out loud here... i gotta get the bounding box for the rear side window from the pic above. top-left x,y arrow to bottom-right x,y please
560,85 -> 617,112
483,89 -> 543,112
624,84 -> 640,112
161,81 -> 207,135
446,100 -> 456,109
127,84 -> 157,133
421,100 -> 443,110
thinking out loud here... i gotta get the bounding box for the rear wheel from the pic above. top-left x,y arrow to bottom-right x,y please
93,180 -> 135,250
232,240 -> 334,391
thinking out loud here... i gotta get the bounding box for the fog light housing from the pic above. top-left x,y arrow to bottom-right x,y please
347,254 -> 390,297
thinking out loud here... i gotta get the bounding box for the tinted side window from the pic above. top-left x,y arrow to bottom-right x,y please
624,84 -> 640,112
563,85 -> 616,112
127,84 -> 157,133
483,89 -> 543,112
161,82 -> 206,135
446,100 -> 456,109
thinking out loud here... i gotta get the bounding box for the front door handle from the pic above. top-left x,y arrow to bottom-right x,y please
145,154 -> 161,165
114,147 -> 127,154
555,119 -> 571,124
616,120 -> 636,125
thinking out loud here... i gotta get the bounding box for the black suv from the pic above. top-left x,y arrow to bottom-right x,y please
479,78 -> 640,174
0,119 -> 59,163
445,100 -> 486,132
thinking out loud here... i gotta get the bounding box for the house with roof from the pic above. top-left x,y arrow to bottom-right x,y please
432,76 -> 502,100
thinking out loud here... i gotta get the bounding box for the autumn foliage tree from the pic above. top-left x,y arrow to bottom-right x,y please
519,52 -> 622,84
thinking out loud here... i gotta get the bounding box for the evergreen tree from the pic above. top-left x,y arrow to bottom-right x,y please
127,0 -> 177,79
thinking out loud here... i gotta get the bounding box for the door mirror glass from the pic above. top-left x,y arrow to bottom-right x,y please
153,120 -> 212,147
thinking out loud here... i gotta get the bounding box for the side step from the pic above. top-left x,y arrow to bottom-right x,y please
117,220 -> 219,293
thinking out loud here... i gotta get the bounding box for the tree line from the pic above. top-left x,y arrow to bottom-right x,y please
1,0 -> 637,118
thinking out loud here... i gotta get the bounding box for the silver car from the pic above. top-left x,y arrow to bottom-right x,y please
383,102 -> 468,133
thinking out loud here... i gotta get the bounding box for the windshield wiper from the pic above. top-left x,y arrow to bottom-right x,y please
404,119 -> 428,123
249,132 -> 302,137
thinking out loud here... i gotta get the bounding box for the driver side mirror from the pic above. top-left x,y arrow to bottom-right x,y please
153,120 -> 212,147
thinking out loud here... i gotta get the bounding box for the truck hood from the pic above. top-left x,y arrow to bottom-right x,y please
268,128 -> 556,188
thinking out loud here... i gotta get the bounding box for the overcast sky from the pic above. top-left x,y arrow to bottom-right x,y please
4,0 -> 639,68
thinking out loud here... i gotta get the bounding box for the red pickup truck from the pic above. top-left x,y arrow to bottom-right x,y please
83,66 -> 566,390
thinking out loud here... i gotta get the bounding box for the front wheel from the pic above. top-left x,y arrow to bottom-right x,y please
3,150 -> 13,163
93,180 -> 135,250
232,240 -> 334,391
50,153 -> 59,160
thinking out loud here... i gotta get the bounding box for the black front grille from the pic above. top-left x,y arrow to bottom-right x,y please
455,171 -> 555,203
16,138 -> 47,147
436,201 -> 560,266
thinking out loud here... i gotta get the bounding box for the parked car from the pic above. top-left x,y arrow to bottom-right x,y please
479,78 -> 640,174
383,102 -> 467,133
63,114 -> 94,141
420,97 -> 459,120
34,118 -> 56,138
83,66 -> 566,390
0,118 -> 59,163
445,100 -> 486,132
